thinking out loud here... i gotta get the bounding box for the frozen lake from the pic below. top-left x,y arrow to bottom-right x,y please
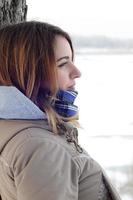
75,52 -> 133,136
75,52 -> 133,200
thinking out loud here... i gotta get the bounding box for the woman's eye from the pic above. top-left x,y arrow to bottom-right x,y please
58,62 -> 68,67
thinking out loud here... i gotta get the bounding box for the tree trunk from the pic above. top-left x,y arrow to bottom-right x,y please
0,0 -> 27,27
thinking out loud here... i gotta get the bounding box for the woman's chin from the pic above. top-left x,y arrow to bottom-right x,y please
67,87 -> 75,91
60,86 -> 76,91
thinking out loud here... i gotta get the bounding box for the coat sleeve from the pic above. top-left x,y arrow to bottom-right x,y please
12,136 -> 79,200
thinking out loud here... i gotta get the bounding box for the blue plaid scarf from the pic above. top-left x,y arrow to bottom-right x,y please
52,90 -> 78,117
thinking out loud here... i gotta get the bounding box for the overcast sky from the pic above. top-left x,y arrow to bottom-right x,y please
27,0 -> 133,38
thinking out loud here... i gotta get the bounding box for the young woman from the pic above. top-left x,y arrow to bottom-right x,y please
0,21 -> 121,200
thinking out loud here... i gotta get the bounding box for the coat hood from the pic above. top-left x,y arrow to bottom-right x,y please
0,86 -> 46,120
0,86 -> 48,154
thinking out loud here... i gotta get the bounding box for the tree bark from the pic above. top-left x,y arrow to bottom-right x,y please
0,0 -> 27,27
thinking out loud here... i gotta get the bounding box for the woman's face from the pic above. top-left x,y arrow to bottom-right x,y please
54,36 -> 81,91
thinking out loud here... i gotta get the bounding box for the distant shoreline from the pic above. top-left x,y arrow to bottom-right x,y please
87,135 -> 133,138
75,48 -> 133,55
73,35 -> 133,55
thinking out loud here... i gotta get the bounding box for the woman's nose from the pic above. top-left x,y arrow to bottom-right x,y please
71,64 -> 82,79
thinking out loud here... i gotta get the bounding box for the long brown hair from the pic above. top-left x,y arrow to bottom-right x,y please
0,21 -> 76,133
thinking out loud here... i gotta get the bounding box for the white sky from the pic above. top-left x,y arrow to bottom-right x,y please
27,0 -> 133,38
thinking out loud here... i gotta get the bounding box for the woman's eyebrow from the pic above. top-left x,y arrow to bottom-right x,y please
57,56 -> 69,62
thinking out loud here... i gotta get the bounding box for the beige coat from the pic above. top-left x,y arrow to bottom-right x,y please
0,119 -> 121,200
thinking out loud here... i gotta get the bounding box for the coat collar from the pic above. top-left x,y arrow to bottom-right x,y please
0,86 -> 46,120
